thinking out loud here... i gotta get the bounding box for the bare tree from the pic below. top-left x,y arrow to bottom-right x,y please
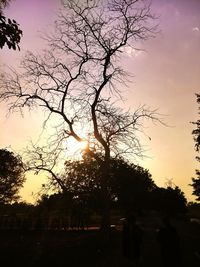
0,0 -> 159,230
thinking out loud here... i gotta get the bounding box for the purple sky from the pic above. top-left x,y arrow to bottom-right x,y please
0,0 -> 200,203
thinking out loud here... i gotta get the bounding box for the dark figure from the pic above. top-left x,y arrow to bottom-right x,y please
122,214 -> 143,266
157,216 -> 181,267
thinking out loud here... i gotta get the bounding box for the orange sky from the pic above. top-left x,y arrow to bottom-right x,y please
0,0 -> 200,203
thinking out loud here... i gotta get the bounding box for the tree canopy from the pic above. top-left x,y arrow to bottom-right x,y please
151,186 -> 187,216
0,148 -> 25,204
0,0 -> 22,50
57,155 -> 156,212
191,93 -> 200,201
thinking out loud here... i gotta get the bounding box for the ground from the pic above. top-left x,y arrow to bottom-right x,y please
0,215 -> 200,266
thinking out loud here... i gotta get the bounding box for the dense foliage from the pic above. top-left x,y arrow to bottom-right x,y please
191,94 -> 200,201
150,186 -> 188,215
60,155 -> 187,215
0,0 -> 22,50
0,149 -> 25,203
0,14 -> 22,49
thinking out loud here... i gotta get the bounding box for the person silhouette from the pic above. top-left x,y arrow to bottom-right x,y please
122,213 -> 143,266
157,216 -> 181,267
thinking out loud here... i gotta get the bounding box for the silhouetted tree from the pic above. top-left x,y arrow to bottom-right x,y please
0,0 -> 22,50
191,94 -> 200,201
0,201 -> 34,215
35,192 -> 73,216
187,201 -> 200,219
191,172 -> 200,202
151,186 -> 187,216
0,0 -> 159,230
0,148 -> 25,203
109,157 -> 156,212
56,155 -> 156,214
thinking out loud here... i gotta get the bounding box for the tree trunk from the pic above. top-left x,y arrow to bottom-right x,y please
100,149 -> 111,234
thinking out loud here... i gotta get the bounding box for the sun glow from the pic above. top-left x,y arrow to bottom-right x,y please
65,137 -> 88,157
79,140 -> 89,150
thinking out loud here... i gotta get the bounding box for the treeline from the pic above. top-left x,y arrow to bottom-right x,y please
0,148 -> 190,231
0,156 -> 189,231
0,184 -> 188,231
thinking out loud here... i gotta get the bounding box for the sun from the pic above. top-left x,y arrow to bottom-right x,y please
65,137 -> 88,156
79,140 -> 89,150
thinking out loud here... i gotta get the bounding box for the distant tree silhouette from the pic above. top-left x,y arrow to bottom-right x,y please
35,192 -> 91,230
35,192 -> 73,217
0,0 -> 22,50
0,0 -> 160,230
151,186 -> 187,216
0,149 -> 25,204
187,201 -> 200,219
0,201 -> 34,215
191,94 -> 200,201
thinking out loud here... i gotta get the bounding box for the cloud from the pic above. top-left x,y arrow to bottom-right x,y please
123,46 -> 144,58
192,27 -> 199,32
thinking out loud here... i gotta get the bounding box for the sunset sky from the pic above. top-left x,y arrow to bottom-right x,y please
0,0 -> 200,204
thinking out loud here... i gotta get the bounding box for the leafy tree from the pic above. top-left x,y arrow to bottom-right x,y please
58,155 -> 156,214
0,0 -> 22,50
0,14 -> 22,50
0,149 -> 25,204
191,173 -> 200,201
191,94 -> 200,201
35,192 -> 73,217
0,0 -> 160,230
110,157 -> 156,211
151,186 -> 187,216
187,201 -> 200,219
0,201 -> 34,216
